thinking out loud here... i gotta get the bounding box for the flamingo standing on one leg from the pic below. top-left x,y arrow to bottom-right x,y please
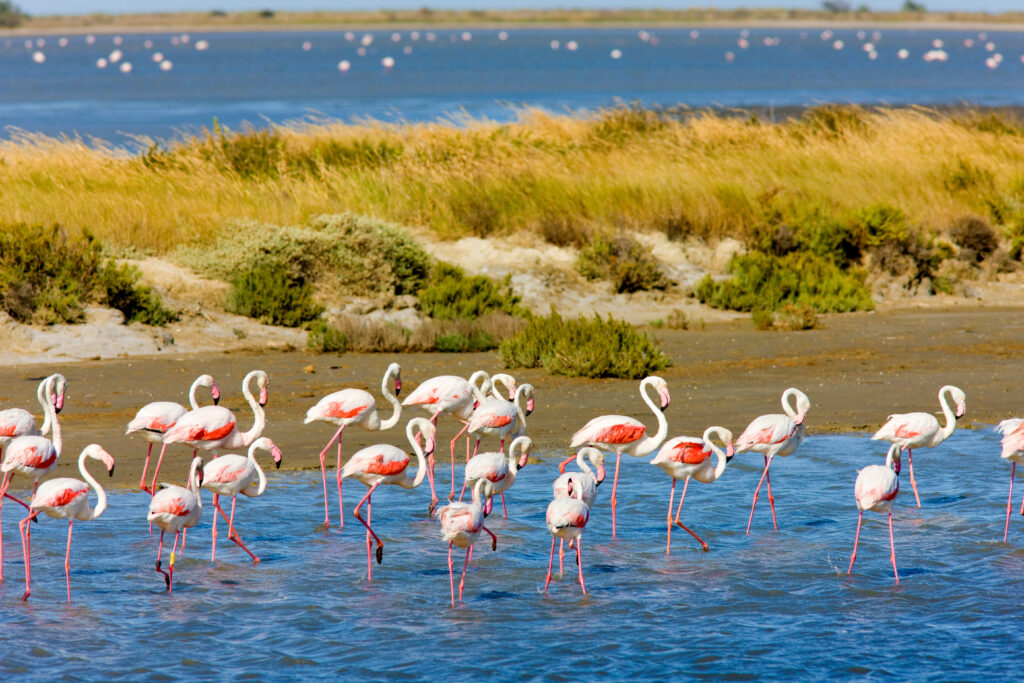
871,385 -> 966,508
19,444 -> 115,602
461,435 -> 532,517
341,417 -> 435,581
569,376 -> 670,539
0,373 -> 67,454
403,370 -> 495,500
126,373 -> 219,493
848,443 -> 901,583
304,362 -> 405,529
736,387 -> 810,534
544,476 -> 590,595
651,426 -> 734,554
552,447 -> 605,573
995,418 -> 1024,541
162,370 -> 269,560
147,454 -> 204,594
436,477 -> 496,607
201,437 -> 282,563
0,381 -> 63,581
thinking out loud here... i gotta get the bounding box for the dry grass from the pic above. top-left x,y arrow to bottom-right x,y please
5,107 -> 1024,253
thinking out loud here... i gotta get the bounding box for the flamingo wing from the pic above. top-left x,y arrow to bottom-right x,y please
0,409 -> 36,439
203,455 -> 251,484
736,414 -> 795,452
163,406 -> 236,444
127,401 -> 186,434
546,498 -> 589,531
343,445 -> 408,478
33,478 -> 88,510
871,411 -> 938,445
148,488 -> 195,517
652,436 -> 709,465
305,389 -> 375,424
854,466 -> 899,510
403,376 -> 468,408
570,415 -> 646,448
467,400 -> 515,432
3,436 -> 57,472
465,453 -> 507,483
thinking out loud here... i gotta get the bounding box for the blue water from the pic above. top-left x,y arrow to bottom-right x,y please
3,27 -> 1024,142
1,428 -> 1022,680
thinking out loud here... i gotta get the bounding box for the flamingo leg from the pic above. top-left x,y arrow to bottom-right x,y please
1006,462 -> 1015,543
147,443 -> 171,496
847,510 -> 863,575
353,482 -> 383,579
458,545 -> 471,603
336,438 -> 345,529
316,425 -> 345,530
210,493 -> 220,562
576,537 -> 586,595
500,492 -> 508,519
155,529 -> 170,589
215,497 -> 258,563
458,479 -> 468,502
471,437 -> 482,460
139,442 -> 154,491
745,454 -> 774,535
447,541 -> 455,607
19,509 -> 38,601
666,478 -> 676,554
449,423 -> 471,500
610,452 -> 622,539
764,455 -> 778,530
64,519 -> 73,603
674,478 -> 709,551
0,470 -> 34,583
557,454 -> 575,474
559,537 -> 564,575
169,530 -> 181,595
906,448 -> 921,508
482,525 -> 497,551
888,512 -> 899,584
544,536 -> 555,592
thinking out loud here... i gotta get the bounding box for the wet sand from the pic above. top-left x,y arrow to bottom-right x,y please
3,306 -> 1022,489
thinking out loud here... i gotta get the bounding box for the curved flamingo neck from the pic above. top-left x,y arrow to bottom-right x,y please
634,378 -> 667,457
703,426 -> 730,481
236,371 -> 266,447
468,371 -> 492,403
470,478 -> 486,508
248,443 -> 268,496
37,376 -> 53,435
46,382 -> 62,459
511,385 -> 529,437
507,437 -> 530,473
379,366 -> 402,430
188,376 -> 204,410
188,457 -> 203,501
937,387 -> 957,441
405,418 -> 430,489
79,450 -> 107,520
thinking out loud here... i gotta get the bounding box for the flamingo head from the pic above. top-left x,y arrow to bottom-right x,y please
192,455 -> 205,487
516,437 -> 533,469
595,461 -> 607,485
211,382 -> 221,406
394,375 -> 402,397
253,437 -> 283,469
518,383 -> 536,416
653,378 -> 671,412
726,440 -> 736,462
84,444 -> 116,476
888,444 -> 902,474
950,387 -> 967,419
419,422 -> 437,457
52,374 -> 68,413
257,374 -> 270,407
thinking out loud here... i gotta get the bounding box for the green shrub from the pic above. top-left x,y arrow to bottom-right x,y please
499,312 -> 671,379
417,261 -> 525,320
99,263 -> 180,326
575,233 -> 671,293
225,262 -> 324,327
751,308 -> 775,330
775,303 -> 819,330
949,215 -> 998,262
306,320 -> 349,353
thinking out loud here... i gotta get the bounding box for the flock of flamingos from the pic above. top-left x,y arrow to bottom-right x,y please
0,364 -> 1020,608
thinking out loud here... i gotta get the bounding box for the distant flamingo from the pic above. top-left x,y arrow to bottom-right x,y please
461,435 -> 533,517
552,447 -> 605,571
651,426 -> 734,554
19,444 -> 115,602
201,437 -> 282,563
147,454 -> 204,593
736,387 -> 810,534
467,383 -> 535,458
126,373 -> 220,492
0,374 -> 66,452
544,476 -> 590,595
871,385 -> 966,507
995,418 -> 1024,541
341,417 -> 435,580
304,362 -> 404,528
569,376 -> 670,538
436,477 -> 496,607
848,443 -> 901,583
162,369 -> 269,559
0,381 -> 63,581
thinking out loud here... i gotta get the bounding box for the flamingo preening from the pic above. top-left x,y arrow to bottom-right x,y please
848,443 -> 902,583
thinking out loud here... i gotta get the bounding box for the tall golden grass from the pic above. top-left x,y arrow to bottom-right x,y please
3,106 -> 1023,253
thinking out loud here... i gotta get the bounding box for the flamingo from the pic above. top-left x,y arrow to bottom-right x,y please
461,435 -> 532,517
467,383 -> 535,458
147,454 -> 204,594
162,369 -> 269,560
402,370 -> 493,499
436,477 -> 496,607
552,447 -> 606,573
126,373 -> 220,493
0,373 -> 67,452
651,426 -> 734,554
735,387 -> 810,534
848,443 -> 901,583
871,385 -> 966,507
544,476 -> 590,595
569,375 -> 670,538
304,362 -> 404,529
995,418 -> 1024,541
0,380 -> 62,581
201,437 -> 282,563
341,417 -> 435,581
18,444 -> 115,602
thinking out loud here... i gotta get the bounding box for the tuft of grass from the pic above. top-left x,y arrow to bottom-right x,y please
775,304 -> 820,330
417,262 -> 525,320
576,233 -> 671,293
225,262 -> 324,328
499,312 -> 671,379
949,215 -> 998,262
307,312 -> 523,354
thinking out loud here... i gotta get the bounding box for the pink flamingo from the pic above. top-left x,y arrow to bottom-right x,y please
467,383 -> 534,458
162,369 -> 269,560
341,417 -> 435,580
304,362 -> 404,528
18,444 -> 115,602
147,454 -> 203,593
126,373 -> 220,493
201,437 -> 282,563
848,443 -> 901,583
552,447 -> 605,573
569,375 -> 670,538
651,426 -> 733,554
995,418 -> 1024,541
871,385 -> 966,508
436,477 -> 496,607
736,387 -> 810,534
0,373 -> 66,453
0,381 -> 62,581
544,476 -> 590,595
461,435 -> 532,517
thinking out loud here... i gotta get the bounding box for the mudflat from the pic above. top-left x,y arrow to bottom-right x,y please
3,305 -> 1020,489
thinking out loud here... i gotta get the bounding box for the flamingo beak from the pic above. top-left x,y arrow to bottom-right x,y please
424,434 -> 436,457
526,396 -> 535,415
55,393 -> 65,413
956,402 -> 966,418
272,445 -> 283,469
726,442 -> 735,462
659,389 -> 670,412
596,464 -> 606,484
893,457 -> 902,475
518,453 -> 529,469
211,383 -> 221,406
395,376 -> 402,397
259,387 -> 268,407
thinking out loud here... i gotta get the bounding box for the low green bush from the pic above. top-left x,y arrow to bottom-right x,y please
417,262 -> 525,320
99,263 -> 180,326
576,233 -> 671,293
499,312 -> 671,379
307,312 -> 523,354
225,262 -> 323,327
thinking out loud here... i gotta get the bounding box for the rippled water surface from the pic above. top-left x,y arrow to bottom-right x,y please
1,428 -> 1022,680
3,27 -> 1024,140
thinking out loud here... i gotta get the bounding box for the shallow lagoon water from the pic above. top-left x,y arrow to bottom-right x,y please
1,428 -> 1022,680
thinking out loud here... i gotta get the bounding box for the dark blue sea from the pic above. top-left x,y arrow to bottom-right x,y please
3,26 -> 1024,142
